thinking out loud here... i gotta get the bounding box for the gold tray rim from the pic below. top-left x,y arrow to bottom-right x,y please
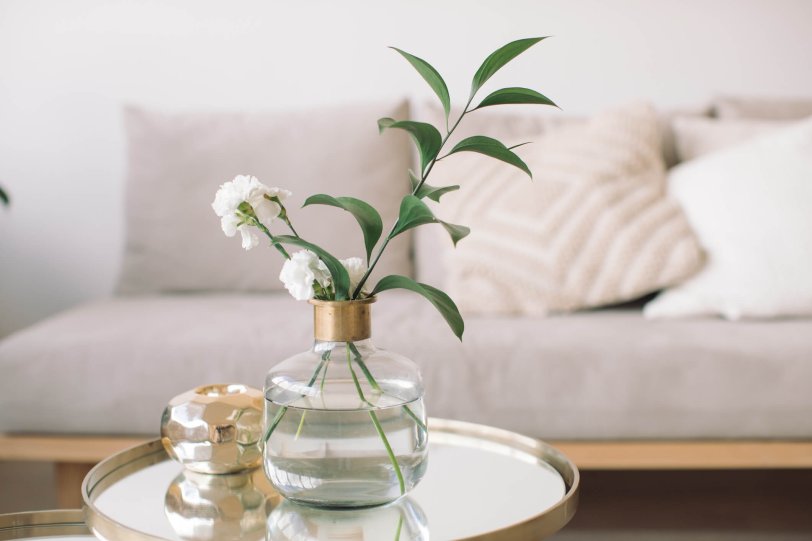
83,417 -> 580,541
0,509 -> 91,539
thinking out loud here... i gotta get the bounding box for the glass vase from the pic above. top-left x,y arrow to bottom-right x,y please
263,297 -> 428,508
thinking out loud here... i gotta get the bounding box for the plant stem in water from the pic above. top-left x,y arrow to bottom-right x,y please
346,343 -> 405,495
394,515 -> 403,541
265,351 -> 330,442
263,405 -> 287,443
369,409 -> 406,495
350,342 -> 427,432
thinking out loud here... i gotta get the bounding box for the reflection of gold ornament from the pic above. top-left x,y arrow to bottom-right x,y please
165,468 -> 280,541
266,497 -> 428,541
161,384 -> 263,473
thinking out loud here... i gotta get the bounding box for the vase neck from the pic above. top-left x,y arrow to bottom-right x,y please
311,297 -> 376,342
313,338 -> 374,353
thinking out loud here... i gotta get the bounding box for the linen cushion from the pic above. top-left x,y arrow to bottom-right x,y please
714,95 -> 812,120
673,117 -> 789,162
645,117 -> 812,319
2,293 -> 811,439
117,101 -> 413,294
424,103 -> 703,315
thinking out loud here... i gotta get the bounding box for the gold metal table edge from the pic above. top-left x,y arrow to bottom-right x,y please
0,509 -> 90,539
82,417 -> 580,541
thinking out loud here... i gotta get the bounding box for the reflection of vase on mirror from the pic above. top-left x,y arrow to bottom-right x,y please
266,497 -> 428,541
165,468 -> 280,541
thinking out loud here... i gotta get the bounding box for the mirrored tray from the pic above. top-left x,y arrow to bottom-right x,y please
0,510 -> 93,540
83,418 -> 579,540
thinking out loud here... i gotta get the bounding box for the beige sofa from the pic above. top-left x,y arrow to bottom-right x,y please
2,96 -> 812,507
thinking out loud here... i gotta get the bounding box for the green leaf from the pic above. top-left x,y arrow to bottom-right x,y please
371,275 -> 464,340
475,87 -> 557,109
408,169 -> 459,202
391,195 -> 469,246
439,222 -> 470,246
378,118 -> 442,173
449,136 -> 532,178
470,37 -> 548,98
391,47 -> 451,120
303,194 -> 383,263
0,186 -> 8,206
274,235 -> 351,300
391,195 -> 436,237
416,183 -> 460,202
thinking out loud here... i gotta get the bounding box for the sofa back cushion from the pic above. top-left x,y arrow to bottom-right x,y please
714,95 -> 812,120
117,101 -> 413,294
672,117 -> 791,162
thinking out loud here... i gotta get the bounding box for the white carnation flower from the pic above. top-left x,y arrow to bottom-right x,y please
211,175 -> 292,250
280,250 -> 332,301
340,257 -> 368,296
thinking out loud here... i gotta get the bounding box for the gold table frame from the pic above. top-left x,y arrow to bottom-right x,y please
82,418 -> 580,540
0,510 -> 91,539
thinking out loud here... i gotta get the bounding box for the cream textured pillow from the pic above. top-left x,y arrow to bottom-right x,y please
427,103 -> 704,315
644,117 -> 812,320
118,101 -> 413,294
673,117 -> 789,162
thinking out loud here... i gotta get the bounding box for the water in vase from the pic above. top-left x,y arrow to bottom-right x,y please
264,381 -> 428,508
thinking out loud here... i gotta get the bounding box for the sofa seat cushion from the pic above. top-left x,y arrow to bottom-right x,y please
1,294 -> 810,439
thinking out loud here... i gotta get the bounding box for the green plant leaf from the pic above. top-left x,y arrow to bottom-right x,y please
274,235 -> 351,300
0,186 -> 8,206
303,194 -> 383,263
449,135 -> 532,177
408,168 -> 459,201
439,222 -> 470,246
371,275 -> 464,340
408,169 -> 421,191
378,118 -> 442,173
475,87 -> 557,109
391,195 -> 436,237
416,183 -> 460,202
391,47 -> 451,120
470,37 -> 548,98
391,195 -> 469,246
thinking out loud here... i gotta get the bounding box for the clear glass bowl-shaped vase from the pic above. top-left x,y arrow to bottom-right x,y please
263,297 -> 428,508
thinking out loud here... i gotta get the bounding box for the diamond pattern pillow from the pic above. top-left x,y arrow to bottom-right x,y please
426,103 -> 704,315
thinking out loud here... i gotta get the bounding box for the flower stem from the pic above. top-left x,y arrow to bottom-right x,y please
346,343 -> 405,496
402,404 -> 428,433
352,97 -> 474,298
264,352 -> 329,443
346,344 -> 372,406
253,219 -> 291,259
263,405 -> 287,443
369,409 -> 406,496
394,515 -> 404,541
350,342 -> 427,432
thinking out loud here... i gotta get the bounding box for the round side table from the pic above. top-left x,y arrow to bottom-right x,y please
83,418 -> 579,541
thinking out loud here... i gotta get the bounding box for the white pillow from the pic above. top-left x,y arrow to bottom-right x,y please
645,117 -> 812,320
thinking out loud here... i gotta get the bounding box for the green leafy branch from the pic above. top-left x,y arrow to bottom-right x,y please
254,38 -> 556,340
348,37 -> 557,339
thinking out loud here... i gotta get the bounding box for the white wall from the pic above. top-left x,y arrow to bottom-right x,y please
1,0 -> 810,336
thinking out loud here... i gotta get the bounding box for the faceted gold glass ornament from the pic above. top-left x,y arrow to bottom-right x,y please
161,383 -> 263,474
164,468 -> 277,541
